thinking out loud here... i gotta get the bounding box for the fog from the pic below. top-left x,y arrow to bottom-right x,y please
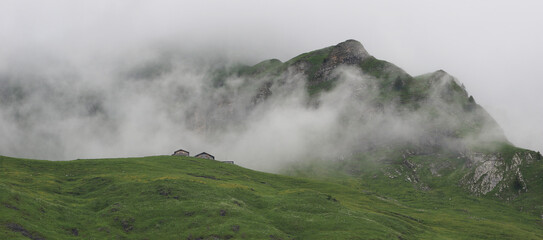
1,1 -> 541,170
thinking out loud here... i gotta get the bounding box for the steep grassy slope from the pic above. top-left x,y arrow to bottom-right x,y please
2,155 -> 543,239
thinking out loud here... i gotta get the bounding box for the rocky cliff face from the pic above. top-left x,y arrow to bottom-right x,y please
462,151 -> 537,197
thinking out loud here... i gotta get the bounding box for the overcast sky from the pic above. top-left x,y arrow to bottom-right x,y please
1,0 -> 542,152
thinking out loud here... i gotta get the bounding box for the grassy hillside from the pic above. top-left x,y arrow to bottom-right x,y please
1,155 -> 542,239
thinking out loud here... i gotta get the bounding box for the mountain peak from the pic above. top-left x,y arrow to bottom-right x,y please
330,39 -> 371,64
336,39 -> 366,51
429,69 -> 465,87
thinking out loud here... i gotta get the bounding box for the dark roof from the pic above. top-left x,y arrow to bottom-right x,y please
195,152 -> 214,158
175,149 -> 189,153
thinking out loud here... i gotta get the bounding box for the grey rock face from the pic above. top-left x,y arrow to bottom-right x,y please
328,39 -> 371,65
508,152 -> 528,192
468,155 -> 504,195
252,81 -> 273,105
461,151 -> 535,196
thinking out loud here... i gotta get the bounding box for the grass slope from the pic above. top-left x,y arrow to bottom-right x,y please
1,155 -> 542,239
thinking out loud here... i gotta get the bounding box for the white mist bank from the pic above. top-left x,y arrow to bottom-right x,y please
0,45 -> 506,172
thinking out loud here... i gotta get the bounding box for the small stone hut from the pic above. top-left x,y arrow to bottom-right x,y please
172,149 -> 189,156
195,152 -> 215,160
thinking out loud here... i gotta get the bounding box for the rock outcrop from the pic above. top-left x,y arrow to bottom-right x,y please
462,152 -> 504,195
461,151 -> 536,197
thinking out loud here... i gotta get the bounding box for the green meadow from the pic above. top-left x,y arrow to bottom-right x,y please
1,155 -> 542,239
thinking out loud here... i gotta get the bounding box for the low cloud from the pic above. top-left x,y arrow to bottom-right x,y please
0,47 -> 507,172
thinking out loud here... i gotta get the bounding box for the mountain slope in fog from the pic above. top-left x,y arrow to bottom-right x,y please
0,39 -> 508,166
209,40 -> 543,207
0,39 -> 541,199
2,40 -> 543,239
